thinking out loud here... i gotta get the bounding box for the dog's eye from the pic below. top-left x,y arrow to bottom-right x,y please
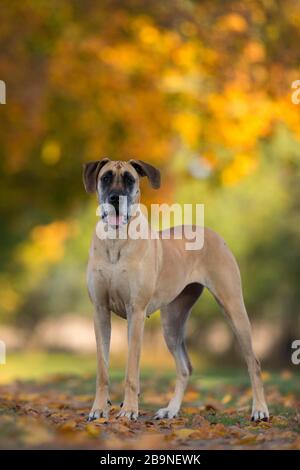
124,172 -> 135,186
101,172 -> 113,184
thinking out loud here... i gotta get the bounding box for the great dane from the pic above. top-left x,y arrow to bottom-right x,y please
83,158 -> 269,422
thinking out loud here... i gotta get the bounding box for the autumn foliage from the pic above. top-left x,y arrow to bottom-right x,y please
1,0 -> 300,334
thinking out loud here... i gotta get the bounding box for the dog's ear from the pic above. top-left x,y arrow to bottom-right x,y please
129,159 -> 161,189
83,158 -> 110,193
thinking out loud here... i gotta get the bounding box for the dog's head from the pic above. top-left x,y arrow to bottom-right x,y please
83,158 -> 160,227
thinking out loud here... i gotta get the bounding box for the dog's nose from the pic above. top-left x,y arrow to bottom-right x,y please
108,193 -> 119,206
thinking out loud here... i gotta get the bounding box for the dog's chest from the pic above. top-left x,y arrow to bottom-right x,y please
90,259 -> 132,318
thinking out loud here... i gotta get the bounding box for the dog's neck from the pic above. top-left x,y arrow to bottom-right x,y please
104,238 -> 126,264
95,210 -> 155,264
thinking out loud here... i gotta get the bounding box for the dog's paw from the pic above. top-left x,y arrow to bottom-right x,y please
87,399 -> 111,421
154,407 -> 179,419
117,408 -> 138,421
251,403 -> 269,422
87,408 -> 109,421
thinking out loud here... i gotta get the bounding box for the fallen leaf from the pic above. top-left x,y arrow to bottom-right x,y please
221,394 -> 232,404
85,424 -> 102,437
174,428 -> 194,439
58,420 -> 77,432
236,434 -> 258,445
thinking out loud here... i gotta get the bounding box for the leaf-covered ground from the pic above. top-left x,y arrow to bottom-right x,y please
0,358 -> 300,450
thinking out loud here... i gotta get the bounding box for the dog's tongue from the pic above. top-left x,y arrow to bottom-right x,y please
108,214 -> 120,226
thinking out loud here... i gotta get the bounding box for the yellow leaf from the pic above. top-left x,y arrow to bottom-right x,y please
236,434 -> 258,445
41,140 -> 61,165
182,406 -> 200,414
174,428 -> 193,439
86,424 -> 101,437
218,13 -> 248,33
59,420 -> 77,432
221,394 -> 232,404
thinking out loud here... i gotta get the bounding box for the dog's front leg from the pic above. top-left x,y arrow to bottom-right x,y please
88,306 -> 111,421
118,308 -> 146,420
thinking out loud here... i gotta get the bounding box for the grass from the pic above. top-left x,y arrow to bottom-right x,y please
0,351 -> 97,384
1,351 -> 299,398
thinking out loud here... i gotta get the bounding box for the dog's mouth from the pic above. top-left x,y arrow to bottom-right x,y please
102,212 -> 129,227
101,206 -> 130,228
99,195 -> 136,228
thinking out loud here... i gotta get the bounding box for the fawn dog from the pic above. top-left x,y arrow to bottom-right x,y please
83,158 -> 269,422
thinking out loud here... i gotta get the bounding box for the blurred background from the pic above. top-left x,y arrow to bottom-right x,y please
1,0 -> 300,381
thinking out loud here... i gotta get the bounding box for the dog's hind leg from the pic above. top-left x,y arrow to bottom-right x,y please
206,251 -> 269,422
155,283 -> 203,419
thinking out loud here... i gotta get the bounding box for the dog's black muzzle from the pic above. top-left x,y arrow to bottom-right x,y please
108,192 -> 121,215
